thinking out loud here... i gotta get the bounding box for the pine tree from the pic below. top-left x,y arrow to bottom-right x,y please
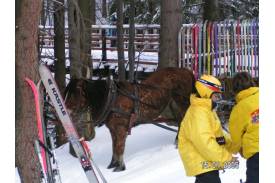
15,0 -> 42,182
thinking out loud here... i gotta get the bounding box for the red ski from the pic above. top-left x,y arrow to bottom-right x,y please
25,78 -> 48,182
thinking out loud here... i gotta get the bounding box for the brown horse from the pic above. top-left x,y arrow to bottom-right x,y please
64,67 -> 195,171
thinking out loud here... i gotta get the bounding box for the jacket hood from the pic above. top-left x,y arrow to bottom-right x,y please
190,94 -> 212,109
236,87 -> 259,103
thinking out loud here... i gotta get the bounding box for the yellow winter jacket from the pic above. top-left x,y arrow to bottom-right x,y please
178,94 -> 232,176
228,87 -> 259,159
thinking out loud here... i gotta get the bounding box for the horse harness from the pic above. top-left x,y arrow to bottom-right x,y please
91,79 -> 141,134
91,79 -> 179,135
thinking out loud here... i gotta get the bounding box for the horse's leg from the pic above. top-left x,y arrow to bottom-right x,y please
106,120 -> 127,172
107,127 -> 119,169
112,124 -> 127,172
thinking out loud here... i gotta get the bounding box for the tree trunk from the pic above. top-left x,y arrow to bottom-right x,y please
159,0 -> 182,68
40,0 -> 46,25
68,0 -> 92,79
128,0 -> 135,82
102,0 -> 107,61
79,0 -> 92,79
68,0 -> 81,79
91,0 -> 96,76
116,0 -> 126,81
203,0 -> 220,21
15,0 -> 42,182
54,0 -> 66,94
148,0 -> 155,22
91,0 -> 96,25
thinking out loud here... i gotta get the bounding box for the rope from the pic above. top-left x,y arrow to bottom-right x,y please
152,123 -> 178,133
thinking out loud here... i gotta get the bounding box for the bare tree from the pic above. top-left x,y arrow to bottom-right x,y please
116,0 -> 126,81
79,0 -> 92,78
159,0 -> 182,68
128,0 -> 135,82
91,0 -> 96,77
68,0 -> 81,78
15,0 -> 42,182
203,0 -> 220,21
68,0 -> 91,79
91,0 -> 96,24
102,0 -> 107,61
54,0 -> 66,93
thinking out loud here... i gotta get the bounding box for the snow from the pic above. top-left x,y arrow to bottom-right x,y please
41,49 -> 158,72
15,124 -> 247,183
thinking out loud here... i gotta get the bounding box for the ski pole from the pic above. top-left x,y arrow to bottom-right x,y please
35,140 -> 48,183
49,135 -> 63,183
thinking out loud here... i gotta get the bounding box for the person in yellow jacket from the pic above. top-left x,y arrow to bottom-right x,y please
228,72 -> 259,183
178,75 -> 236,183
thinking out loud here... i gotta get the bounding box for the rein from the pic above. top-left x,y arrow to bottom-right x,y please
93,79 -> 118,126
69,78 -> 182,135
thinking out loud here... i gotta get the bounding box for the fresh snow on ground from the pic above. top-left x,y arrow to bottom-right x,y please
41,48 -> 259,77
16,124 -> 246,183
41,49 -> 158,70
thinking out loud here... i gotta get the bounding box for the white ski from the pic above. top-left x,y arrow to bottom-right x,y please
39,64 -> 105,183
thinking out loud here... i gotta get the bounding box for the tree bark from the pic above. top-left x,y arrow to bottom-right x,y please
116,0 -> 126,81
91,0 -> 96,25
54,0 -> 66,94
15,0 -> 42,182
159,0 -> 182,68
91,0 -> 96,76
128,0 -> 135,82
79,0 -> 92,79
203,0 -> 220,21
102,0 -> 107,61
68,0 -> 82,79
68,0 -> 92,79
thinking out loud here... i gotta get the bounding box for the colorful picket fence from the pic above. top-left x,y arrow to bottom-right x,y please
178,19 -> 259,79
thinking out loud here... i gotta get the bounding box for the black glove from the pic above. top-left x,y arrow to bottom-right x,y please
216,136 -> 226,145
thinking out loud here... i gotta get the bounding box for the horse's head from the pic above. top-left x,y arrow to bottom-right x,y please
64,78 -> 109,141
64,78 -> 95,141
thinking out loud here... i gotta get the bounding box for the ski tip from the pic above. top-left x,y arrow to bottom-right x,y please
25,77 -> 31,82
24,77 -> 34,86
38,63 -> 48,72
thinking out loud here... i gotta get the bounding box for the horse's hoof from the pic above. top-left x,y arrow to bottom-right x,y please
113,165 -> 126,172
107,163 -> 116,169
107,157 -> 116,169
107,161 -> 118,169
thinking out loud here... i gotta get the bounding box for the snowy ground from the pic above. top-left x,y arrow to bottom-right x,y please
16,124 -> 247,183
41,49 -> 159,72
41,48 -> 259,78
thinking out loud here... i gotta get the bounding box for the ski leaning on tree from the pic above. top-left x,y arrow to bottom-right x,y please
25,78 -> 62,183
25,64 -> 107,183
